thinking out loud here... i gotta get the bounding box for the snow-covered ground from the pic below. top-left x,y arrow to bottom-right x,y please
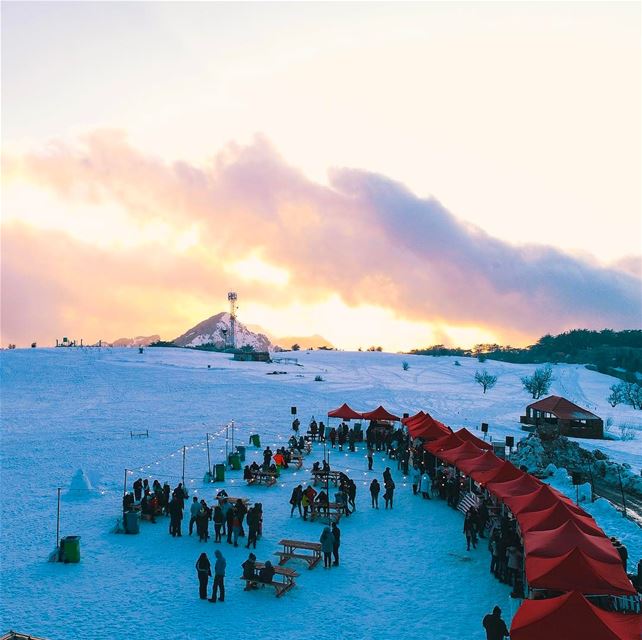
1,348 -> 640,639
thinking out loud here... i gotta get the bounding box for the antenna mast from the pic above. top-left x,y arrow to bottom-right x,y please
227,291 -> 238,350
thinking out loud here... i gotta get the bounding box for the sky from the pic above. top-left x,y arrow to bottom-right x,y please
2,1 -> 641,351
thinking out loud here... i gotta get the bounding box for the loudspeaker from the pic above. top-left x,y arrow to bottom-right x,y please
291,406 -> 297,415
571,471 -> 583,485
481,423 -> 488,433
505,436 -> 515,448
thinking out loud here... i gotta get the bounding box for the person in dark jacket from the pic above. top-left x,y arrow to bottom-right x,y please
242,552 -> 257,590
258,560 -> 275,583
168,496 -> 183,537
383,467 -> 392,485
482,606 -> 509,640
383,480 -> 395,509
209,550 -> 225,603
226,506 -> 235,544
213,505 -> 224,543
133,478 -> 143,502
162,482 -> 171,514
367,449 -> 373,471
370,479 -> 380,509
331,522 -> 341,566
123,491 -> 134,513
290,484 -> 303,517
196,552 -> 211,600
464,511 -> 478,551
246,505 -> 260,549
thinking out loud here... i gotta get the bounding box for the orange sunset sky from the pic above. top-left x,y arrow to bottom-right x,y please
2,2 -> 640,351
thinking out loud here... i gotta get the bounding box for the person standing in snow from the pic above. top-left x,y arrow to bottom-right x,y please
331,522 -> 341,566
482,606 -> 509,640
383,467 -> 392,485
133,478 -> 143,502
196,552 -> 211,600
213,505 -> 224,543
168,495 -> 183,537
420,471 -> 431,499
370,478 -> 380,509
320,526 -> 335,569
290,484 -> 303,517
189,496 -> 201,536
246,505 -> 260,549
209,550 -> 226,603
367,449 -> 374,471
383,480 -> 395,509
463,510 -> 477,551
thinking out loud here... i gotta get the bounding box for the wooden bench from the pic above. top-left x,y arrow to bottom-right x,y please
289,454 -> 303,470
311,470 -> 342,486
218,496 -> 250,506
275,538 -> 322,569
247,471 -> 278,486
309,502 -> 344,523
240,562 -> 299,597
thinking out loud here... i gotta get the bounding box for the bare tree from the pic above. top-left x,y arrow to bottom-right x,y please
609,381 -> 642,410
521,365 -> 554,399
474,369 -> 497,394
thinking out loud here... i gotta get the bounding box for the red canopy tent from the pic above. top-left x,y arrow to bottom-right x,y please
438,440 -> 484,466
470,460 -> 523,485
361,405 -> 400,422
486,474 -> 543,502
452,427 -> 493,450
524,520 -> 621,564
518,501 -> 603,536
425,432 -> 464,455
526,547 -> 636,595
409,414 -> 450,441
457,450 -> 504,478
511,591 -> 642,640
327,403 -> 363,420
402,411 -> 426,426
503,484 -> 580,516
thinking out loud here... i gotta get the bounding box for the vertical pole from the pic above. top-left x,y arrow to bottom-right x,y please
56,487 -> 61,549
225,424 -> 229,461
206,433 -> 211,475
123,468 -> 128,499
182,446 -> 186,486
617,467 -> 627,517
231,420 -> 235,453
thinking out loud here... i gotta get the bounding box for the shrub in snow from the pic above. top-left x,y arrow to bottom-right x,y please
314,375 -> 324,382
402,361 -> 409,371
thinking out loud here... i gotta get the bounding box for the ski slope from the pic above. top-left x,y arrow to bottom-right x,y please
1,347 -> 640,640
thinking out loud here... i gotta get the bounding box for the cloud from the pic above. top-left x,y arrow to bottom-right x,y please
3,131 -> 641,346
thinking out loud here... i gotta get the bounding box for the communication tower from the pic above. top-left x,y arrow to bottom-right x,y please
227,292 -> 238,349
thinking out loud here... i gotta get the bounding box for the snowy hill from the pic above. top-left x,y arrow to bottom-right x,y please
173,312 -> 272,351
111,335 -> 160,347
1,348 -> 641,640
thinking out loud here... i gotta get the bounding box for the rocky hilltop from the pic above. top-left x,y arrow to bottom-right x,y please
173,312 -> 272,351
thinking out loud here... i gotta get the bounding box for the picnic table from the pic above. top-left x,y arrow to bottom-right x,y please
275,539 -> 322,569
218,496 -> 250,506
247,470 -> 278,486
311,470 -> 342,486
289,454 -> 303,470
309,501 -> 344,523
240,562 -> 300,597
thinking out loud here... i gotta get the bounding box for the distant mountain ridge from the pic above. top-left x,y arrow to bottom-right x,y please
112,335 -> 160,347
246,325 -> 334,350
173,312 -> 272,351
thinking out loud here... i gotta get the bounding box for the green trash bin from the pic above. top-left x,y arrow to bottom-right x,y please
250,434 -> 261,448
228,452 -> 241,471
125,510 -> 140,534
61,535 -> 81,563
215,463 -> 225,482
236,445 -> 246,462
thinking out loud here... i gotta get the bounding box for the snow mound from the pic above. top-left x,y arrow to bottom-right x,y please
66,469 -> 94,498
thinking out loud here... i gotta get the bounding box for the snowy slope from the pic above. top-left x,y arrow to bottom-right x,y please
173,312 -> 272,351
1,348 -> 640,640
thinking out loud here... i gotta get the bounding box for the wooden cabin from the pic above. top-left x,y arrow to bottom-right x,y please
520,395 -> 603,439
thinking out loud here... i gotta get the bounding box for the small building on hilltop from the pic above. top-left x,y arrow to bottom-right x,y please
232,351 -> 271,363
520,395 -> 603,439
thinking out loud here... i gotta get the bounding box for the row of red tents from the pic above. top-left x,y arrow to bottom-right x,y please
402,408 -> 641,640
327,403 -> 400,422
